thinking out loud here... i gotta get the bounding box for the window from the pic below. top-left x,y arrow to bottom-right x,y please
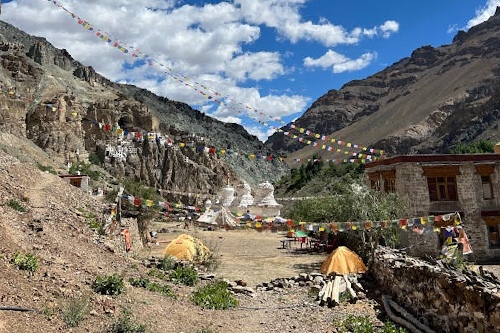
384,178 -> 395,193
475,164 -> 495,200
382,170 -> 396,193
370,179 -> 380,191
423,165 -> 460,202
368,173 -> 380,191
484,216 -> 500,249
482,175 -> 494,200
427,176 -> 458,201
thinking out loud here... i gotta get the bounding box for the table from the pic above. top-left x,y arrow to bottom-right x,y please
280,239 -> 293,249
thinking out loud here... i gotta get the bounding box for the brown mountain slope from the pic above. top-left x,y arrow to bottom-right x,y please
266,7 -> 500,161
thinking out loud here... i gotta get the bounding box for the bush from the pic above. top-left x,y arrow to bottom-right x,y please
334,315 -> 408,333
147,268 -> 166,280
192,281 -> 238,310
169,266 -> 199,286
12,252 -> 38,273
157,255 -> 177,271
88,215 -> 106,236
109,307 -> 146,333
61,296 -> 89,327
92,274 -> 124,295
36,163 -> 57,174
128,277 -> 176,298
88,152 -> 102,165
6,199 -> 27,212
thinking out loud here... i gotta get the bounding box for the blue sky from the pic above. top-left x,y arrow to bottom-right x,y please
2,0 -> 500,141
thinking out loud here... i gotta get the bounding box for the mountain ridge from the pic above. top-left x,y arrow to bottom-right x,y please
266,7 -> 500,162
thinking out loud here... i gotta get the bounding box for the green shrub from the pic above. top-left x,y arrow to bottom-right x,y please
92,274 -> 124,295
6,199 -> 27,212
147,268 -> 166,280
88,152 -> 102,165
109,307 -> 146,333
129,277 -> 150,288
36,163 -> 57,174
334,315 -> 408,333
88,215 -> 106,236
192,281 -> 238,310
157,255 -> 177,271
61,296 -> 89,327
169,266 -> 199,286
12,252 -> 38,273
128,277 -> 176,298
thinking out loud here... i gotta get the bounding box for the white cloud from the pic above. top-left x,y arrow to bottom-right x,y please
225,52 -> 284,81
467,0 -> 500,28
379,20 -> 399,38
235,0 -> 397,46
1,0 -> 394,141
303,50 -> 376,73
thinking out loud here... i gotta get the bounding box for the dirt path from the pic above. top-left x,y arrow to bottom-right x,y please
24,171 -> 57,209
147,224 -> 328,287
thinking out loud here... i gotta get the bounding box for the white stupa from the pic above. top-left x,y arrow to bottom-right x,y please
220,184 -> 235,207
236,181 -> 254,208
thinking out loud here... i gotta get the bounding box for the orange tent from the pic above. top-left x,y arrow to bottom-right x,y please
320,246 -> 367,276
164,234 -> 211,263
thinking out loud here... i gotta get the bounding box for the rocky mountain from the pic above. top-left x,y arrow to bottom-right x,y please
266,7 -> 500,161
0,19 -> 288,202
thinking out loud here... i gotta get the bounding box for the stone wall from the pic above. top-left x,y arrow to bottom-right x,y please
371,247 -> 500,333
385,162 -> 500,261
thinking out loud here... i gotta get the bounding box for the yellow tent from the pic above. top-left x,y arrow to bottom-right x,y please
164,234 -> 211,263
320,246 -> 367,276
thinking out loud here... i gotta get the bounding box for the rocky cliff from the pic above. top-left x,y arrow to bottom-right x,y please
266,7 -> 500,159
0,20 -> 288,200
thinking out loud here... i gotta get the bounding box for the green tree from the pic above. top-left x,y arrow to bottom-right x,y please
450,140 -> 494,154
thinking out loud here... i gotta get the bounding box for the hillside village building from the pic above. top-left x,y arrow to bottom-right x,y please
365,153 -> 500,261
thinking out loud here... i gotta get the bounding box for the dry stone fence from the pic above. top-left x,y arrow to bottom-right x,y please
371,247 -> 500,333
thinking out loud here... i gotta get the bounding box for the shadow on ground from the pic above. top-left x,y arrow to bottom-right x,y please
292,261 -> 323,274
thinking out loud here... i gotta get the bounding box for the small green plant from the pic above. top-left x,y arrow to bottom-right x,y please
6,199 -> 27,212
12,252 -> 38,273
88,152 -> 102,165
147,268 -> 166,280
40,302 -> 58,320
192,281 -> 238,310
157,255 -> 177,271
169,266 -> 199,286
334,315 -> 408,333
109,307 -> 146,333
61,296 -> 89,327
92,274 -> 124,295
36,163 -> 57,174
128,277 -> 176,298
88,215 -> 106,236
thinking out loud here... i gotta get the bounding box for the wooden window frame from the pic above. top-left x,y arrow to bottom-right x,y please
475,164 -> 495,200
423,165 -> 460,202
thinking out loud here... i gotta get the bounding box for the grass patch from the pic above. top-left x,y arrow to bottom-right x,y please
12,252 -> 38,273
6,199 -> 27,212
92,274 -> 124,295
334,315 -> 408,333
169,266 -> 199,286
61,296 -> 89,327
36,163 -> 57,174
192,281 -> 238,310
128,277 -> 176,298
109,307 -> 146,333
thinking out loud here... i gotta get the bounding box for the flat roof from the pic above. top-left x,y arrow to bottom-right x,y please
365,154 -> 500,168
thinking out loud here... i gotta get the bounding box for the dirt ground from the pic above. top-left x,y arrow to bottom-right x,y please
147,223 -> 328,287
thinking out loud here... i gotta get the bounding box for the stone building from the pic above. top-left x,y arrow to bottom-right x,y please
365,153 -> 500,261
